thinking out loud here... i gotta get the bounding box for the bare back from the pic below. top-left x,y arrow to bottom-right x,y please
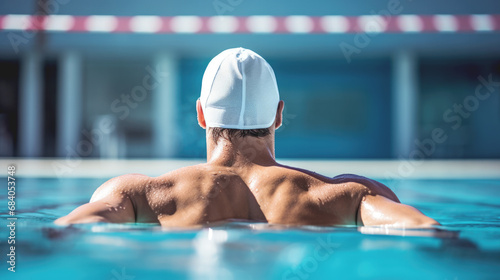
55,48 -> 439,228
111,163 -> 376,227
56,162 -> 439,228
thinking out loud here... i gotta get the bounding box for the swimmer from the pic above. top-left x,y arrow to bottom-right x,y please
56,48 -> 439,228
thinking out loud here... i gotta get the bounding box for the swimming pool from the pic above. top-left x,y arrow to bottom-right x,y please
1,177 -> 499,280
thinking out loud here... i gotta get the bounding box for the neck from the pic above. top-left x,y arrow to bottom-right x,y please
206,133 -> 277,167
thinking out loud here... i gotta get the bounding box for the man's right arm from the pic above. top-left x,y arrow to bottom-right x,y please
54,175 -> 138,225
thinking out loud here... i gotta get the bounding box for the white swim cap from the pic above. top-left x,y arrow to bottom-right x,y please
200,48 -> 280,129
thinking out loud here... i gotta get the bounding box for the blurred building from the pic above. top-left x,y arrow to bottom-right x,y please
0,0 -> 499,159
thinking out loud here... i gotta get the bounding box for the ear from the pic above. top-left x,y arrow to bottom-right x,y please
275,100 -> 284,129
196,99 -> 206,129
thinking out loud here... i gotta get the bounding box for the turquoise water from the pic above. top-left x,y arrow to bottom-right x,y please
1,177 -> 500,279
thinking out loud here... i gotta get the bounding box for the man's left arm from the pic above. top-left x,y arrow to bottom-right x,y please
358,194 -> 440,227
334,174 -> 440,227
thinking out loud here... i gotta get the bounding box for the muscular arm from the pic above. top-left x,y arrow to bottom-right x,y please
54,176 -> 137,225
334,174 -> 439,227
358,194 -> 440,227
359,178 -> 439,227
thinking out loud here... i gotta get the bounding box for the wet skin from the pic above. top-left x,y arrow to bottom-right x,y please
56,100 -> 439,228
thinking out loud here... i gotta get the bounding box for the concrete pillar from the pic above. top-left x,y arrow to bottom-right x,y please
57,51 -> 82,157
19,51 -> 44,157
392,51 -> 418,158
152,53 -> 179,158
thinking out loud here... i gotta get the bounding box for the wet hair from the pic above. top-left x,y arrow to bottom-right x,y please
210,127 -> 270,143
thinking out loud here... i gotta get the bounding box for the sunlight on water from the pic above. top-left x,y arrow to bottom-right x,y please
0,177 -> 499,279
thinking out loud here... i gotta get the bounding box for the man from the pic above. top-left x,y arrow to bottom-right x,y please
56,48 -> 439,228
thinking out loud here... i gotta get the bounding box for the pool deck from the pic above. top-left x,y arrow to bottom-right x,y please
1,158 -> 499,179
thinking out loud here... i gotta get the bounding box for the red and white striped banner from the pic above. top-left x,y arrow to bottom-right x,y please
1,14 -> 499,34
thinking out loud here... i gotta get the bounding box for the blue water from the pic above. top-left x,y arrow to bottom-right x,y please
1,177 -> 500,280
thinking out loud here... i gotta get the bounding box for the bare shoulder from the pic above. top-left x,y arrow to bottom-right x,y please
277,168 -> 404,225
269,167 -> 377,224
55,174 -> 149,225
274,166 -> 401,207
90,173 -> 152,202
268,166 -> 364,201
149,164 -> 214,198
331,173 -> 400,202
92,164 -> 208,198
154,164 -> 208,184
272,165 -> 398,199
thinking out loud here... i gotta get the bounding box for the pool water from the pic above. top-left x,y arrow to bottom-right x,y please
1,177 -> 499,280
